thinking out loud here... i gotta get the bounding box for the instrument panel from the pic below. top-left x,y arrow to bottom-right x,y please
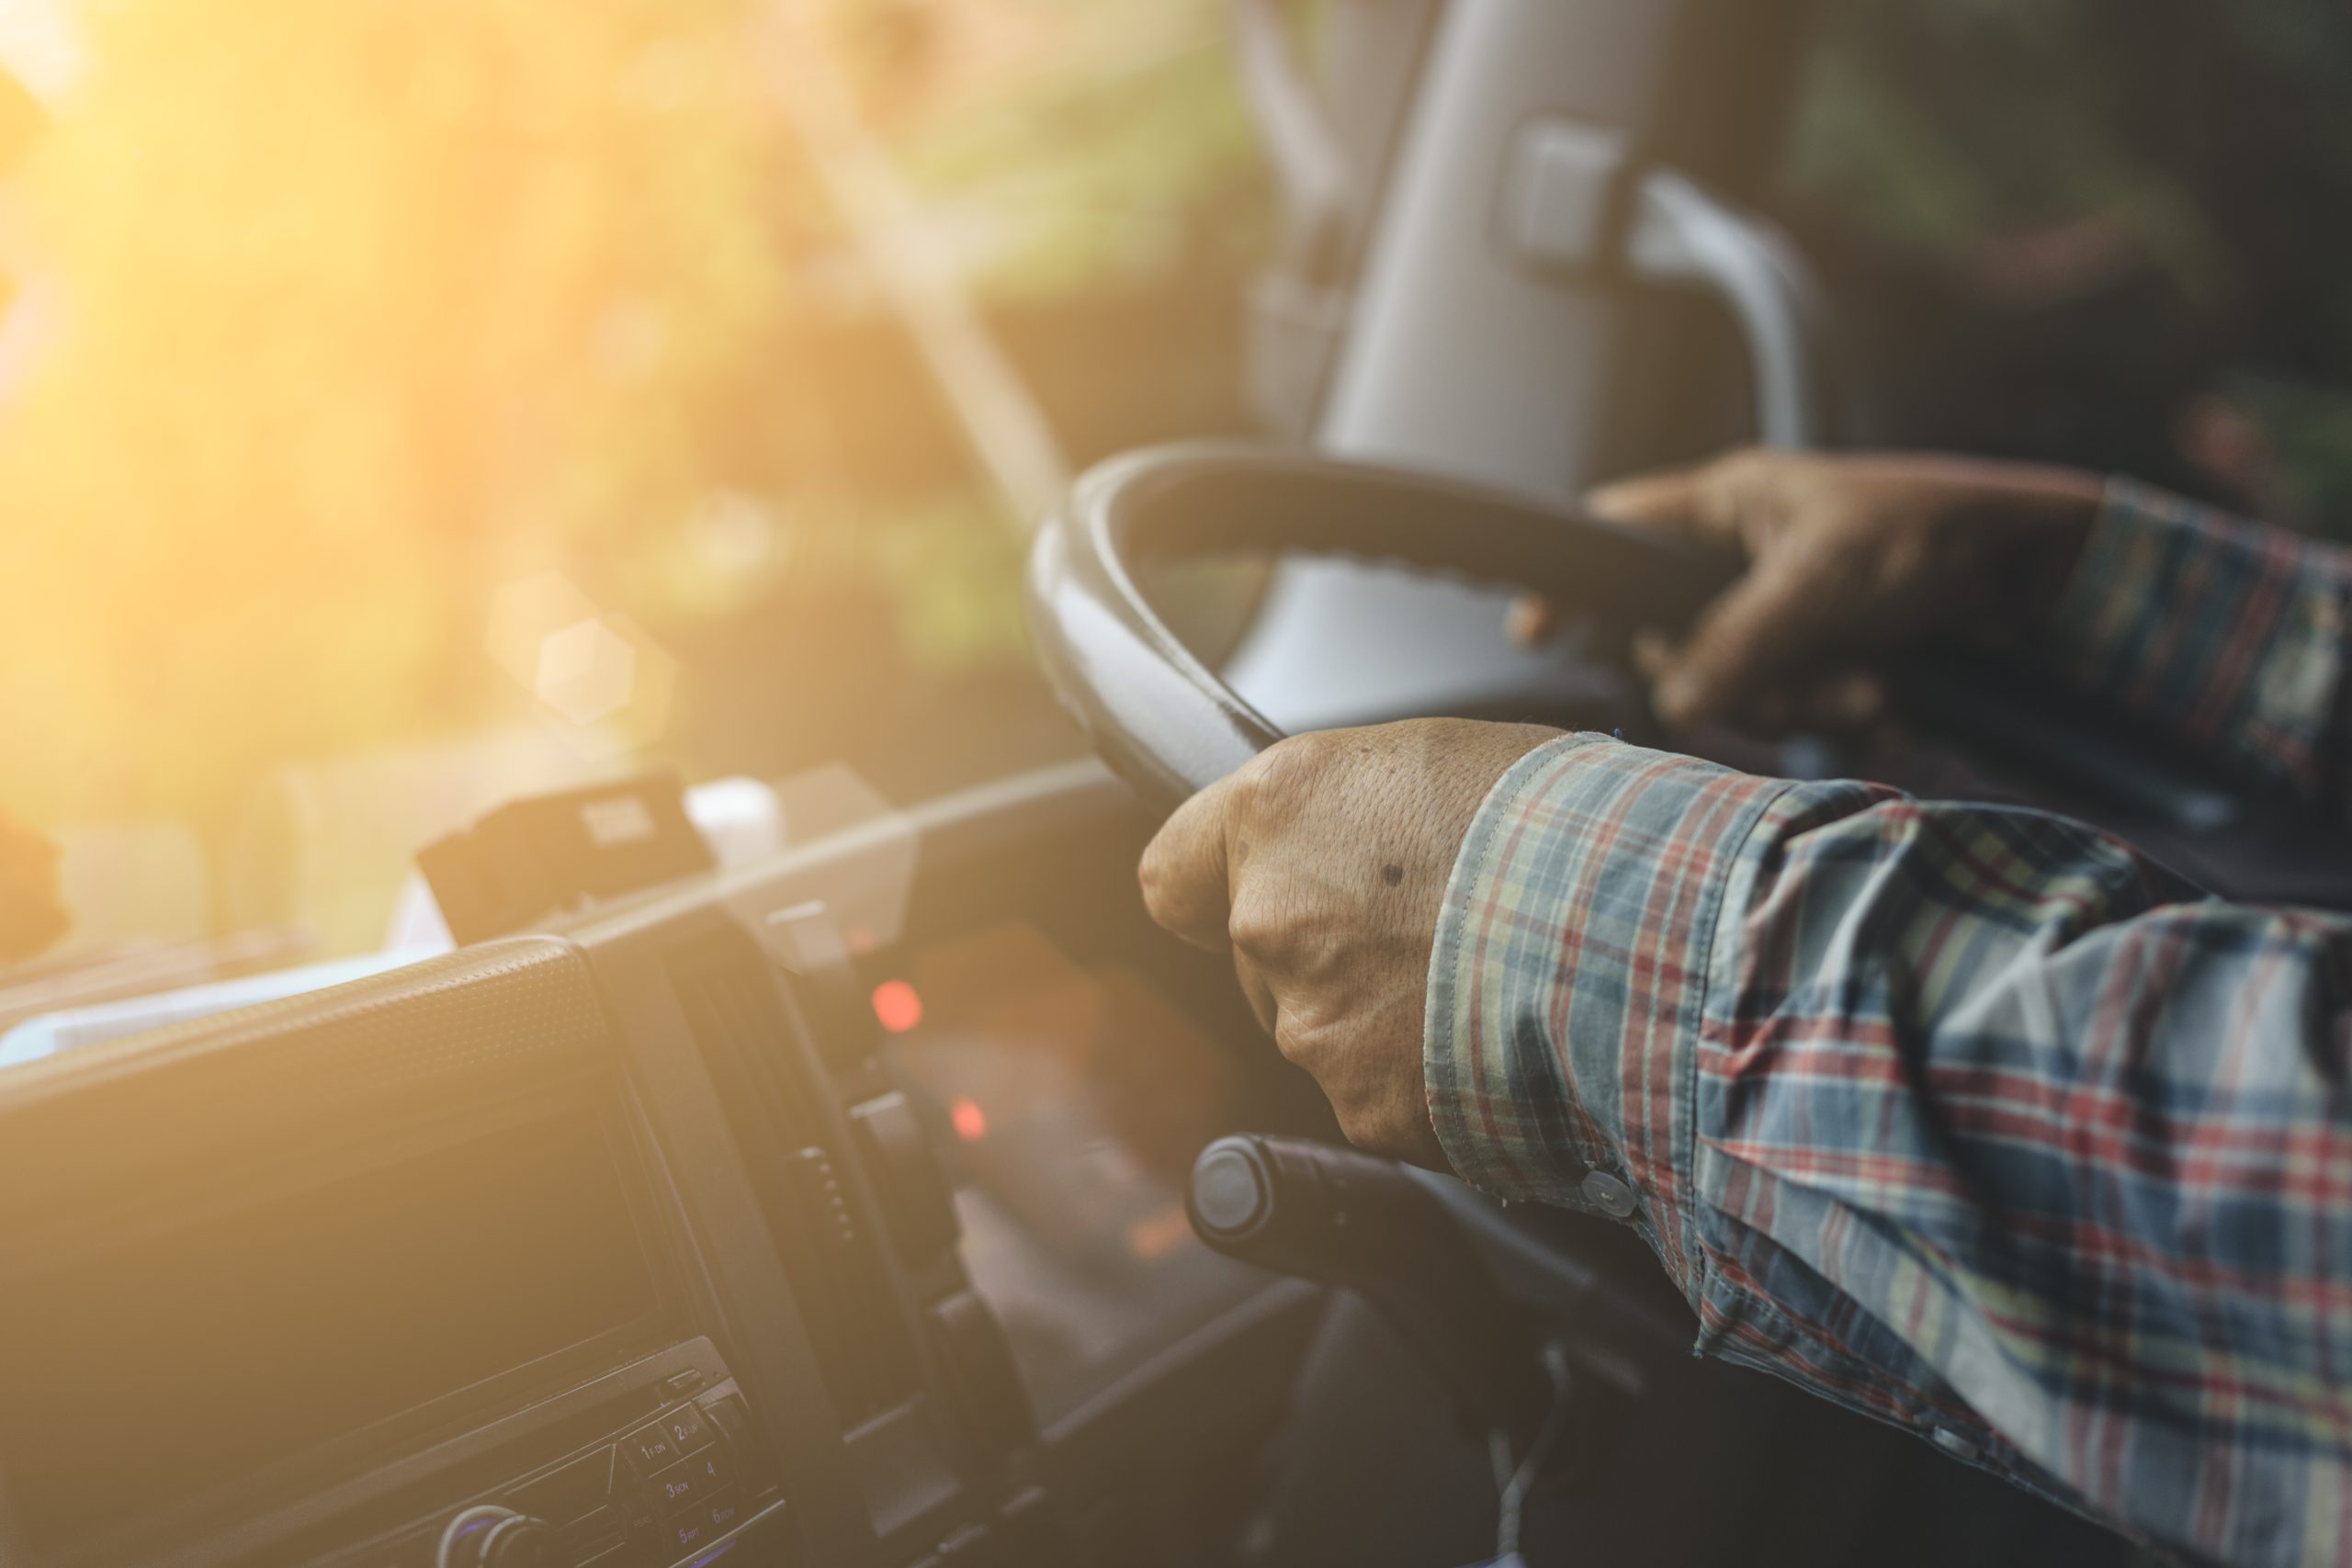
0,763 -> 1317,1568
0,1095 -> 666,1557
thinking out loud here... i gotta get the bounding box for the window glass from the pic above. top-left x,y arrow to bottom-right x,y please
1772,0 -> 2352,535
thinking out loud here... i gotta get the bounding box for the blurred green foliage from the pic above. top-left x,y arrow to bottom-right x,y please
1782,0 -> 2352,533
0,0 -> 1259,849
0,0 -> 793,826
882,4 -> 1267,302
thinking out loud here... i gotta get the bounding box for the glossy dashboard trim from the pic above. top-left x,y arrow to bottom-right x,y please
0,936 -> 613,1213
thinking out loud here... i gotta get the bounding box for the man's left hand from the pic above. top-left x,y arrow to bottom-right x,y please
1138,719 -> 1564,1170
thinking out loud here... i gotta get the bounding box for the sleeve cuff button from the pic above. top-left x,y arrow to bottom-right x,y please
1580,1170 -> 1638,1219
1930,1427 -> 1982,1464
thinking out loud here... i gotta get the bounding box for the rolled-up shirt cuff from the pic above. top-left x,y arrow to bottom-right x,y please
1423,735 -> 1791,1282
2039,477 -> 2350,798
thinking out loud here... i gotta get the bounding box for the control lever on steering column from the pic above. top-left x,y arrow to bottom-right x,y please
1187,1134 -> 1554,1443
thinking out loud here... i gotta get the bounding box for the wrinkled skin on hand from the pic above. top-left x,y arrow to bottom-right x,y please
0,806 -> 67,965
1139,719 -> 1564,1170
1511,447 -> 2106,731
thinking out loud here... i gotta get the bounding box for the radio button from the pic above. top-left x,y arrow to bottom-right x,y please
654,1510 -> 712,1560
681,1445 -> 731,1492
702,1491 -> 745,1537
659,1402 -> 711,1454
620,1422 -> 678,1475
644,1460 -> 703,1517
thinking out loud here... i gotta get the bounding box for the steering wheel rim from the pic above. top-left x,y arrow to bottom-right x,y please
1026,441 -> 1739,810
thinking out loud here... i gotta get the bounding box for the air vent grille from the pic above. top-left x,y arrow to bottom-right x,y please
670,942 -> 914,1427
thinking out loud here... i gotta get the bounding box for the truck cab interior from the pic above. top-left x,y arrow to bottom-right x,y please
2,3 -> 2346,1566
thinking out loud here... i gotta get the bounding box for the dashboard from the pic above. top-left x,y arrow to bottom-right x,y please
0,761 -> 1326,1568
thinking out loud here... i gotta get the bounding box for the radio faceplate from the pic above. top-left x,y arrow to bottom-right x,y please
0,936 -> 803,1568
318,1338 -> 796,1568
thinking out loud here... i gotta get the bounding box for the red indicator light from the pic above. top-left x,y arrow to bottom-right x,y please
950,1098 -> 988,1141
870,979 -> 923,1033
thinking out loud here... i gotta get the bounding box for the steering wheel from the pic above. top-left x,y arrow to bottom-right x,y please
1028,444 -> 1760,1413
1026,438 -> 2296,861
1025,441 -> 1739,811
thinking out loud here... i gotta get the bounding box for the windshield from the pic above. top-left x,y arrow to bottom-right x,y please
14,0 -> 2352,1034
0,0 -> 1265,1014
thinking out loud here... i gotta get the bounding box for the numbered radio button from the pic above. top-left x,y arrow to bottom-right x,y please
655,1509 -> 713,1559
645,1461 -> 704,1517
659,1402 -> 711,1454
681,1445 -> 731,1492
702,1492 -> 745,1538
620,1422 -> 678,1475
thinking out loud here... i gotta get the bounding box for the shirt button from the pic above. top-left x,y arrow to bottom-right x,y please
1580,1170 -> 1638,1219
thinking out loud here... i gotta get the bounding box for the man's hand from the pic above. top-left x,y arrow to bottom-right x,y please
1510,448 -> 2106,729
0,805 -> 67,965
1139,719 -> 1564,1170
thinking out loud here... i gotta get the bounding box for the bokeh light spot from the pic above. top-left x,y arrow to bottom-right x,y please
871,977 -> 923,1033
534,616 -> 639,726
487,571 -> 600,687
950,1097 -> 988,1142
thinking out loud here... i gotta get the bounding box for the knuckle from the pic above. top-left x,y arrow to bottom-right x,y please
1135,840 -> 1192,919
1135,858 -> 1177,924
1226,889 -> 1289,958
1261,733 -> 1323,782
1272,1002 -> 1340,1059
1135,838 -> 1170,895
1228,747 -> 1292,817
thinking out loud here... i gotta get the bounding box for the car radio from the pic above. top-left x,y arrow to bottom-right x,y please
0,941 -> 802,1568
332,1338 -> 797,1568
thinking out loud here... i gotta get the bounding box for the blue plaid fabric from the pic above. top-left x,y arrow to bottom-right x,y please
1425,487 -> 2352,1566
2046,479 -> 2352,804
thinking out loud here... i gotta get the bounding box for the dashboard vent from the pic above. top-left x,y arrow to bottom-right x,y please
670,941 -> 915,1428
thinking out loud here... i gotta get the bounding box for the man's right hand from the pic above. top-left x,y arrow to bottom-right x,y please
1511,448 -> 2107,730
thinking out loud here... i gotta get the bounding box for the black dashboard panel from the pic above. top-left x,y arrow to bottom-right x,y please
876,919 -> 1268,1427
0,1099 -> 661,1550
0,762 -> 1322,1568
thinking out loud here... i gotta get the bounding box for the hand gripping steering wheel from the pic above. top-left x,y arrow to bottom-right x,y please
1024,440 -> 1736,810
1028,443 -> 1742,1426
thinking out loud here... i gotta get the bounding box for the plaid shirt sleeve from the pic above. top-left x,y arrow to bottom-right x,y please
2041,479 -> 2352,806
1426,736 -> 2352,1566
